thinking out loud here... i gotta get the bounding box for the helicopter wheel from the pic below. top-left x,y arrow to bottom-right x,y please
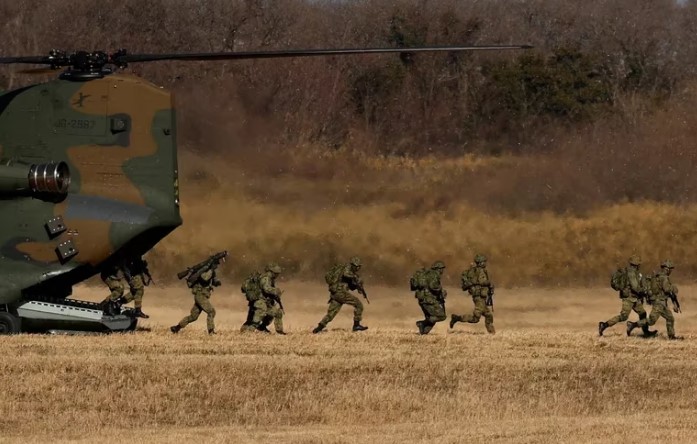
0,312 -> 21,334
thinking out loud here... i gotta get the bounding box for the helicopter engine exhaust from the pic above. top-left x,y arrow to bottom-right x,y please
0,161 -> 71,195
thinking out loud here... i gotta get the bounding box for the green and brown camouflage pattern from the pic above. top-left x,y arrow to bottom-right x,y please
0,74 -> 181,305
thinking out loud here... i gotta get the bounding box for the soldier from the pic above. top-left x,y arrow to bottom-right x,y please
627,260 -> 682,339
414,261 -> 448,335
598,255 -> 655,337
99,263 -> 126,316
120,256 -> 151,319
450,254 -> 495,334
312,256 -> 369,333
241,263 -> 286,334
170,254 -> 224,335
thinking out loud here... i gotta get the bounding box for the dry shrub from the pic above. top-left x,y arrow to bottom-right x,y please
154,93 -> 697,288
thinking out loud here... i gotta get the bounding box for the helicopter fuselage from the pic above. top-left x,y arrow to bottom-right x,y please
0,74 -> 181,306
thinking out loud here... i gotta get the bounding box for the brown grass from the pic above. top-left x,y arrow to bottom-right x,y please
1,284 -> 697,443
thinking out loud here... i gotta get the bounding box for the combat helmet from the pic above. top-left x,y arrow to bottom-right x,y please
349,256 -> 362,268
431,260 -> 446,270
661,260 -> 674,269
628,255 -> 641,266
266,262 -> 282,274
474,254 -> 487,265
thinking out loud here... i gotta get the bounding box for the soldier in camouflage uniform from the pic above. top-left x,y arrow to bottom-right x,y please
170,259 -> 222,335
415,261 -> 448,335
627,260 -> 682,339
99,263 -> 126,316
120,256 -> 151,319
450,254 -> 495,334
312,256 -> 368,333
599,255 -> 655,337
242,263 -> 286,334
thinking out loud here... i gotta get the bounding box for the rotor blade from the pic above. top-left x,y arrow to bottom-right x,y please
117,45 -> 533,64
0,56 -> 52,65
17,67 -> 58,75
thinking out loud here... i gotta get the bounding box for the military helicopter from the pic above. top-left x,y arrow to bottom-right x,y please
0,44 -> 531,334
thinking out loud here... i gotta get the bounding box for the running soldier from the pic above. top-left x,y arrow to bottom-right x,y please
599,255 -> 655,337
171,252 -> 227,335
312,256 -> 369,333
412,261 -> 447,335
450,254 -> 495,334
241,263 -> 286,334
627,260 -> 682,339
121,256 -> 151,319
100,263 -> 126,316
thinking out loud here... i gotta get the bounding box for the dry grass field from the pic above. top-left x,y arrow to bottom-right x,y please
2,283 -> 697,443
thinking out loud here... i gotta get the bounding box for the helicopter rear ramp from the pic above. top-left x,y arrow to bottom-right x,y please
15,298 -> 137,333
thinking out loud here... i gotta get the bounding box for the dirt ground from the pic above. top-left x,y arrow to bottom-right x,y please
1,283 -> 696,443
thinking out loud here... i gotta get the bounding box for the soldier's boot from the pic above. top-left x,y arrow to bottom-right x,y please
421,323 -> 434,335
312,323 -> 325,334
486,324 -> 496,334
208,328 -> 217,335
276,330 -> 287,335
416,320 -> 425,335
257,326 -> 271,334
626,321 -> 638,337
668,334 -> 684,340
116,296 -> 128,306
170,325 -> 181,334
641,325 -> 658,337
449,315 -> 462,329
133,308 -> 149,319
101,301 -> 116,316
598,321 -> 608,337
352,321 -> 368,332
110,301 -> 122,316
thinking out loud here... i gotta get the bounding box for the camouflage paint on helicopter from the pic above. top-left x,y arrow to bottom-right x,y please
0,74 -> 181,304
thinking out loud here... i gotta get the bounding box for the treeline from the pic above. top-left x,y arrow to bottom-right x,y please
1,0 -> 696,155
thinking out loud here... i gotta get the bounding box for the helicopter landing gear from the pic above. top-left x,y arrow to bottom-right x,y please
0,311 -> 21,334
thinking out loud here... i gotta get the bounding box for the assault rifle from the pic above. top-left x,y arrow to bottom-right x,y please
144,266 -> 154,286
670,292 -> 682,313
485,287 -> 495,312
272,292 -> 285,312
177,251 -> 228,287
437,288 -> 447,307
357,281 -> 370,304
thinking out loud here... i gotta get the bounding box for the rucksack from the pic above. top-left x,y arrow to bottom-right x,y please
610,267 -> 627,291
241,272 -> 262,302
461,267 -> 476,291
325,263 -> 345,287
409,268 -> 429,291
645,273 -> 661,299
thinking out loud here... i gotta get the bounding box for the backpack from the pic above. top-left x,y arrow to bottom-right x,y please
610,267 -> 627,291
461,267 -> 476,291
241,272 -> 262,302
325,263 -> 345,287
409,268 -> 429,291
645,273 -> 661,300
